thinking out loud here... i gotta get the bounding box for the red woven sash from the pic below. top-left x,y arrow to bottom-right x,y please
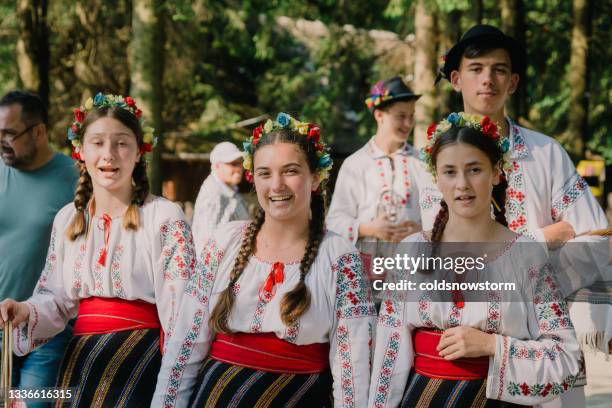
210,332 -> 329,374
73,297 -> 164,353
413,329 -> 489,380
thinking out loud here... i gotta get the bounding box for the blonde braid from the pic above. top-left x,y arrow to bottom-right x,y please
123,161 -> 149,230
66,162 -> 93,241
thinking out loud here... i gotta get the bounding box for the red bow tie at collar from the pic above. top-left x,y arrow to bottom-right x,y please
259,262 -> 284,301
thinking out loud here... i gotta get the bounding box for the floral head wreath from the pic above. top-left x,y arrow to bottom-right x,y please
242,112 -> 333,185
67,92 -> 157,161
421,112 -> 510,176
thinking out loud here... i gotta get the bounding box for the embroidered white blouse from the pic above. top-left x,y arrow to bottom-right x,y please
327,139 -> 423,245
368,233 -> 582,407
154,221 -> 377,408
12,197 -> 195,357
417,119 -> 609,295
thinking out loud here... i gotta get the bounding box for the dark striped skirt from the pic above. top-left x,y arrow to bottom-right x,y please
189,358 -> 333,407
400,372 -> 528,408
55,329 -> 161,407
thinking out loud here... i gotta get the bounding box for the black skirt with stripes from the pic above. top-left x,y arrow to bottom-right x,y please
189,357 -> 333,408
55,329 -> 161,407
400,372 -> 529,408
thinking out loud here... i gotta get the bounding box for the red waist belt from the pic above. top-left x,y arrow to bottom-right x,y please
73,297 -> 165,353
413,329 -> 489,380
210,332 -> 330,374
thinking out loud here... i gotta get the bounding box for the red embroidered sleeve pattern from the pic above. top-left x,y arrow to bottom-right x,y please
161,220 -> 196,281
372,331 -> 401,408
333,253 -> 376,319
184,238 -> 224,306
550,173 -> 588,221
531,265 -> 573,332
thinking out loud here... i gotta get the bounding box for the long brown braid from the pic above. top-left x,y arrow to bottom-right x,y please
209,208 -> 266,333
65,105 -> 147,240
492,176 -> 508,227
209,127 -> 328,333
66,161 -> 94,240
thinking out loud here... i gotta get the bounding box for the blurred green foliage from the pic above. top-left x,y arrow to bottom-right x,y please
0,0 -> 609,161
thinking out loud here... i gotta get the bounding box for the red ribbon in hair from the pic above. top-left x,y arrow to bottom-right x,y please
97,213 -> 112,266
259,262 -> 284,301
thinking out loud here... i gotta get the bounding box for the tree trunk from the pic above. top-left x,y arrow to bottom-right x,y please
500,0 -> 526,120
413,0 -> 438,148
473,0 -> 483,25
129,0 -> 166,195
15,0 -> 49,107
564,0 -> 591,158
437,9 -> 462,115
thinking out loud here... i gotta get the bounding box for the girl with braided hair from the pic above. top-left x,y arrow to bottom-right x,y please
155,113 -> 376,407
369,113 -> 581,407
0,93 -> 195,406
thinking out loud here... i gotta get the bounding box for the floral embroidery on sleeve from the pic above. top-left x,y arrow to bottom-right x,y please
484,291 -> 501,333
161,220 -> 196,281
36,227 -> 57,292
531,265 -> 573,332
164,309 -> 204,408
336,325 -> 356,408
184,238 -> 224,306
550,173 -> 588,220
372,331 -> 401,408
333,253 -> 376,319
507,373 -> 579,399
378,300 -> 403,328
508,336 -> 563,360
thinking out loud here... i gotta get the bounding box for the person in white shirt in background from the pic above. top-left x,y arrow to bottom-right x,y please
327,76 -> 423,290
192,141 -> 250,251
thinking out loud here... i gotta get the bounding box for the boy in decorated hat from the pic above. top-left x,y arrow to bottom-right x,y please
327,76 -> 423,283
423,24 -> 609,408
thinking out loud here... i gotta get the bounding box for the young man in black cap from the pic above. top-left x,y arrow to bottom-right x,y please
327,76 -> 423,285
421,24 -> 609,408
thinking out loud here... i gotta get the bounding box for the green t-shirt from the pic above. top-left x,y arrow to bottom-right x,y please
0,153 -> 78,301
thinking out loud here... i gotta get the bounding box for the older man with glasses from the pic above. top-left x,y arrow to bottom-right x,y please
0,90 -> 77,407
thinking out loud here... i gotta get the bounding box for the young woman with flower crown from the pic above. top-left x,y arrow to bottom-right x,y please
0,93 -> 196,406
368,113 -> 581,407
154,113 -> 376,407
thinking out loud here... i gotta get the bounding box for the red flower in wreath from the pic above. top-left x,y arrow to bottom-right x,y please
74,108 -> 85,123
308,125 -> 321,143
480,116 -> 498,139
124,96 -> 136,107
426,123 -> 437,140
139,143 -> 153,154
252,125 -> 263,146
244,170 -> 253,183
135,109 -> 143,118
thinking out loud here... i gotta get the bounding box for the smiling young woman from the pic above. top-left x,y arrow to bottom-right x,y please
155,113 -> 376,407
